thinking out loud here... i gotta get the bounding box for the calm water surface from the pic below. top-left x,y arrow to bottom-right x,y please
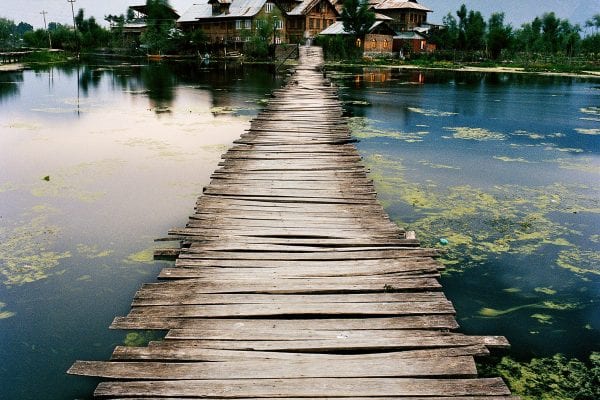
328,67 -> 599,361
0,60 -> 284,400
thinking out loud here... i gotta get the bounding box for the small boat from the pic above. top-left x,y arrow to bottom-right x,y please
147,54 -> 163,61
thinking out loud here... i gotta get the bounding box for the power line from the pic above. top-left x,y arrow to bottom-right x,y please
40,10 -> 52,49
67,0 -> 77,31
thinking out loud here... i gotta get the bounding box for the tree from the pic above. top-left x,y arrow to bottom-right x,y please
16,22 -> 33,36
464,9 -> 486,50
141,0 -> 177,53
487,12 -> 512,59
428,13 -> 458,50
0,18 -> 17,48
541,12 -> 560,52
341,0 -> 375,39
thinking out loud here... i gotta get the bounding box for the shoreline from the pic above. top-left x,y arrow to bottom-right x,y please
0,63 -> 25,72
326,61 -> 600,79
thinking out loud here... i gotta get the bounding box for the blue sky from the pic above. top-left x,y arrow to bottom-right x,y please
2,0 -> 598,29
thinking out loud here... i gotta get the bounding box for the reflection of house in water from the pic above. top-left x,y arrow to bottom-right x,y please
119,4 -> 180,40
353,68 -> 425,86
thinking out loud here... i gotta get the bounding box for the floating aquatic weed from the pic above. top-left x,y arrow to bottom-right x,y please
0,302 -> 16,319
443,127 -> 506,141
348,117 -> 429,142
418,160 -> 461,170
530,313 -> 553,324
124,331 -> 163,347
556,249 -> 600,276
119,137 -> 191,160
503,288 -> 522,293
407,107 -> 458,117
580,106 -> 600,116
76,244 -> 113,259
512,130 -> 546,139
535,287 -> 557,295
543,145 -> 585,153
590,235 -> 600,244
4,121 -> 43,131
363,153 -> 599,274
0,208 -> 71,286
478,353 -> 600,400
478,304 -> 537,317
493,156 -> 534,163
549,158 -> 600,174
124,248 -> 155,264
574,128 -> 600,135
344,100 -> 371,106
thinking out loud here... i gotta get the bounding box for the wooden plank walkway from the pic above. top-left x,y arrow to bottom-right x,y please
68,47 -> 515,399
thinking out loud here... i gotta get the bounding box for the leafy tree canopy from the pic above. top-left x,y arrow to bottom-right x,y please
341,0 -> 375,38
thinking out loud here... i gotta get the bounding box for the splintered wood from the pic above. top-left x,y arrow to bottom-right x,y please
68,47 -> 515,399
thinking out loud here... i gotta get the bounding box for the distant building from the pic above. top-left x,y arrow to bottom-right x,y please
370,0 -> 431,32
284,0 -> 339,43
120,4 -> 180,37
393,30 -> 435,54
178,0 -> 287,45
319,20 -> 396,56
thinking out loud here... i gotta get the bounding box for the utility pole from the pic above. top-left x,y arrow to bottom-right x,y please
40,10 -> 52,49
67,0 -> 77,31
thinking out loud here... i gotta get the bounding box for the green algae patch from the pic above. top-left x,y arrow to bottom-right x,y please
0,208 -> 71,286
530,313 -> 553,324
503,287 -> 522,293
478,304 -> 537,317
362,151 -> 600,278
478,353 -> 600,400
493,156 -> 533,163
348,117 -> 429,142
443,126 -> 506,141
574,128 -> 600,135
76,244 -> 113,259
418,160 -> 461,170
535,287 -> 557,295
407,107 -> 458,117
124,331 -> 163,347
0,302 -> 16,319
124,248 -> 155,264
556,249 -> 600,276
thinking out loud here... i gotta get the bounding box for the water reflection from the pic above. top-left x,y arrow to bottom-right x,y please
330,66 -> 600,361
0,72 -> 23,102
0,60 -> 284,400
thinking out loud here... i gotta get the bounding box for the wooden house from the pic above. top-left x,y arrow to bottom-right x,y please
319,20 -> 396,56
370,0 -> 431,32
393,30 -> 435,54
178,0 -> 287,45
118,4 -> 180,38
282,0 -> 339,43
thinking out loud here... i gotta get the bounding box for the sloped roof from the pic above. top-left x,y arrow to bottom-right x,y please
319,20 -> 387,35
130,4 -> 180,19
289,0 -> 338,16
374,0 -> 431,12
374,13 -> 393,21
394,31 -> 425,39
178,0 -> 269,22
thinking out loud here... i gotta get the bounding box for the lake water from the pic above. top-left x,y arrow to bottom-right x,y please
0,60 -> 284,400
0,61 -> 598,399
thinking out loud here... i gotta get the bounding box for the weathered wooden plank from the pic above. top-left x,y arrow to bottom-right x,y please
110,315 -> 461,331
94,377 -> 511,398
70,356 -> 477,379
110,345 -> 490,362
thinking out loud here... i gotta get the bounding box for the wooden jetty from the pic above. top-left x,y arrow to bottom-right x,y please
69,47 -> 515,399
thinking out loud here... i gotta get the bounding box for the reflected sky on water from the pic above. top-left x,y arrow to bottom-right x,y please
0,60 -> 284,400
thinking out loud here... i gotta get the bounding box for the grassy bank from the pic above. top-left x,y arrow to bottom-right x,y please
22,50 -> 73,65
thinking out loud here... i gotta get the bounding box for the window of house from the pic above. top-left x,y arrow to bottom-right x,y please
265,2 -> 274,13
235,36 -> 241,42
316,19 -> 321,29
235,20 -> 243,30
256,19 -> 263,28
371,38 -> 377,49
420,40 -> 425,50
275,20 -> 283,30
383,39 -> 388,49
309,18 -> 314,29
275,36 -> 281,44
245,19 -> 251,29
355,38 -> 361,47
